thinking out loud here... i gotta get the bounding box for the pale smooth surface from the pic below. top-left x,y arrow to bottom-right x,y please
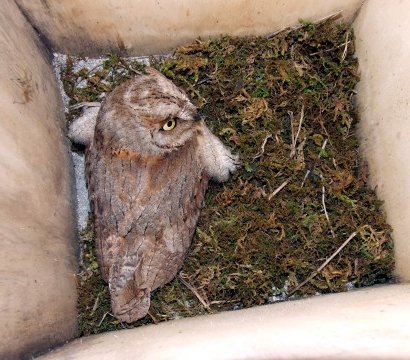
0,1 -> 78,359
39,284 -> 410,360
15,0 -> 363,56
3,0 -> 410,359
354,0 -> 410,281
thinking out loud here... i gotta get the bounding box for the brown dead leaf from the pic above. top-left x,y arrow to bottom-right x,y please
242,98 -> 268,123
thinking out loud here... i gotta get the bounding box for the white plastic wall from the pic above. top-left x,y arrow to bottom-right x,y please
1,0 -> 410,359
0,1 -> 78,359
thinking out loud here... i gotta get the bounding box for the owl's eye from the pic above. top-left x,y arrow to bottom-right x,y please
162,118 -> 176,131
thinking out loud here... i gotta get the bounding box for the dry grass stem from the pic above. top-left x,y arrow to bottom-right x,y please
300,170 -> 310,188
253,134 -> 272,159
120,61 -> 143,75
290,105 -> 305,158
322,185 -> 336,239
209,299 -> 240,305
266,11 -> 342,39
178,274 -> 211,310
90,295 -> 99,316
321,138 -> 328,151
288,231 -> 358,296
319,138 -> 335,237
69,101 -> 101,110
309,40 -> 352,56
341,32 -> 350,62
268,180 -> 289,201
75,64 -> 102,85
98,312 -> 110,327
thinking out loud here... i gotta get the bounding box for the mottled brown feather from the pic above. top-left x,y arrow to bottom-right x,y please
85,69 -> 235,322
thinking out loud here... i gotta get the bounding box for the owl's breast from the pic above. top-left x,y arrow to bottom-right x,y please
86,137 -> 209,281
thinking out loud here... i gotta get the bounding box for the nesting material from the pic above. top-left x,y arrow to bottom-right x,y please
58,18 -> 394,335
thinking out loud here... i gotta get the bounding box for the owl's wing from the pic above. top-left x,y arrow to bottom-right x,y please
86,144 -> 150,278
86,144 -> 158,322
86,141 -> 208,322
102,233 -> 152,323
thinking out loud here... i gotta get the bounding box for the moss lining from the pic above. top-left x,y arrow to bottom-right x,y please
61,18 -> 394,336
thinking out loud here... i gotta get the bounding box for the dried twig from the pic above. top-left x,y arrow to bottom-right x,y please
253,134 -> 272,159
197,76 -> 211,85
90,295 -> 100,316
69,101 -> 101,110
268,180 -> 289,201
309,40 -> 351,56
290,105 -> 305,158
75,63 -> 103,85
209,299 -> 240,305
321,138 -> 328,152
266,11 -> 343,39
178,274 -> 210,310
341,31 -> 350,62
147,310 -> 159,324
120,61 -> 143,75
322,185 -> 336,239
98,311 -> 112,326
288,231 -> 358,296
300,170 -> 311,188
302,139 -> 336,239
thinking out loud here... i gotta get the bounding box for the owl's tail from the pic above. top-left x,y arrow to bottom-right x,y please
102,234 -> 151,323
110,281 -> 150,323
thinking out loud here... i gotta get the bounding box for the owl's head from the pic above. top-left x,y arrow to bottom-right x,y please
97,67 -> 202,155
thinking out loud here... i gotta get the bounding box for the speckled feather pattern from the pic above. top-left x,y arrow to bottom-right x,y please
82,68 -> 237,322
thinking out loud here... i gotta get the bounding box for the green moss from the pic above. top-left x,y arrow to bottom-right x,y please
64,18 -> 395,336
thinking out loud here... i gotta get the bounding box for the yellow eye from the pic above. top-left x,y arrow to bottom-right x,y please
162,118 -> 176,131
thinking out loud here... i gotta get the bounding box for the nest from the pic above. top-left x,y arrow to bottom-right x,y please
60,17 -> 394,335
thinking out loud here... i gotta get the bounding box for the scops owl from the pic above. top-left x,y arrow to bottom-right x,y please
69,67 -> 237,322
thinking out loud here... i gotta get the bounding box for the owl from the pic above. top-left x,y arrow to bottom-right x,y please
69,67 -> 237,323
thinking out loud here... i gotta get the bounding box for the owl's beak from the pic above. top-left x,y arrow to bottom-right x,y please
193,113 -> 202,121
